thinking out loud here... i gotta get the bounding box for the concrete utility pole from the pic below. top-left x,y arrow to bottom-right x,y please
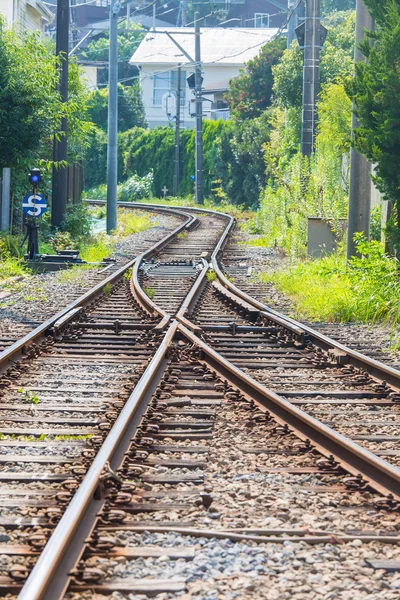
173,65 -> 181,196
301,0 -> 321,157
182,0 -> 187,27
347,0 -> 374,259
1,168 -> 10,232
287,0 -> 297,47
52,0 -> 69,230
106,0 -> 120,234
194,11 -> 203,205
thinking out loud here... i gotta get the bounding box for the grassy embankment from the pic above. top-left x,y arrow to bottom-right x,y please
257,235 -> 400,335
0,206 -> 154,283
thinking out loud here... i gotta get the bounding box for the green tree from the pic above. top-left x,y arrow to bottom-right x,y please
273,10 -> 355,108
81,24 -> 145,86
350,0 -> 400,240
88,83 -> 146,132
322,0 -> 355,15
226,37 -> 286,120
0,23 -> 60,168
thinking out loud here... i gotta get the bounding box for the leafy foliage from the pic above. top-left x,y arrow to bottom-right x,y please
88,83 -> 146,132
273,11 -> 355,109
0,22 -> 60,168
117,173 -> 153,201
267,234 -> 400,326
84,119 -> 265,207
257,83 -> 351,256
321,0 -> 355,15
226,37 -> 286,120
350,0 -> 400,243
81,23 -> 145,86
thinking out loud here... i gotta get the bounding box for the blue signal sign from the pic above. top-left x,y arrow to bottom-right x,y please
23,194 -> 47,218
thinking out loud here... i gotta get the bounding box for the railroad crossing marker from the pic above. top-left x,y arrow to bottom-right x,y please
22,194 -> 47,218
162,186 -> 168,198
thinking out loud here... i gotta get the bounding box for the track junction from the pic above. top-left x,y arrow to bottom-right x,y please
1,202 -> 400,599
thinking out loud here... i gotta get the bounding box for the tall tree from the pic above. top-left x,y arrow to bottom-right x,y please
273,10 -> 355,109
351,0 -> 400,243
88,83 -> 146,132
226,37 -> 286,121
81,24 -> 144,86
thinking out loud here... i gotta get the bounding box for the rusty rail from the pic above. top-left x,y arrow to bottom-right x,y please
177,322 -> 400,500
0,204 -> 192,375
18,321 -> 179,600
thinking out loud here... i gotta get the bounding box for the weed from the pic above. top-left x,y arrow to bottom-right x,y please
143,287 -> 155,299
55,265 -> 94,284
117,209 -> 153,236
265,235 -> 400,325
54,434 -> 93,441
177,231 -> 187,239
18,387 -> 40,405
103,283 -> 113,294
0,256 -> 29,281
80,235 -> 113,262
124,268 -> 133,281
51,231 -> 74,252
207,270 -> 217,282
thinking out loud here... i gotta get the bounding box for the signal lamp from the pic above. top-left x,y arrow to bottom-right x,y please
29,168 -> 42,186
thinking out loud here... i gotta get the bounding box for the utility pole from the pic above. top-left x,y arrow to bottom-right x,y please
287,0 -> 296,47
194,11 -> 203,205
51,0 -> 69,230
106,0 -> 120,234
173,65 -> 181,196
182,0 -> 187,27
347,0 -> 374,258
300,0 -> 321,157
1,168 -> 10,232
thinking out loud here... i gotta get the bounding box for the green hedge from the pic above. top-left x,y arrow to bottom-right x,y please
83,119 -> 266,207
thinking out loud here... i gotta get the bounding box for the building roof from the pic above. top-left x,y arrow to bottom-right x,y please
202,78 -> 232,93
130,27 -> 279,67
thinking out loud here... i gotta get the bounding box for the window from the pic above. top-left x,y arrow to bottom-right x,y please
153,70 -> 186,106
254,13 -> 270,28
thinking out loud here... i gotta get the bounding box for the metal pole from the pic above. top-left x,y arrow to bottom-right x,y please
182,0 -> 187,27
173,65 -> 181,197
51,0 -> 69,230
194,11 -> 203,205
152,2 -> 156,30
287,0 -> 296,47
1,168 -> 10,232
301,0 -> 321,157
106,0 -> 119,234
347,0 -> 374,258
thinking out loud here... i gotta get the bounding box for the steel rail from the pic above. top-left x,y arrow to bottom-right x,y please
211,236 -> 400,390
176,257 -> 208,332
0,204 -> 192,375
18,320 -> 179,600
177,322 -> 400,500
16,201 -> 400,600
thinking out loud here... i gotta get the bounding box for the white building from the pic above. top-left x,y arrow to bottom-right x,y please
130,27 -> 278,128
0,0 -> 53,33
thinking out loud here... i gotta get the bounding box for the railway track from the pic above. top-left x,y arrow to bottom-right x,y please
1,203 -> 400,599
0,207 -> 181,354
222,230 -> 400,370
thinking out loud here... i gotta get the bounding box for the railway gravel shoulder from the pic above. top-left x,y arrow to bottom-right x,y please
0,212 -> 180,351
222,227 -> 400,370
7,204 -> 400,600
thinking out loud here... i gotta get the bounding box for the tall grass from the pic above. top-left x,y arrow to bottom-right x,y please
117,210 -> 153,236
265,235 -> 400,325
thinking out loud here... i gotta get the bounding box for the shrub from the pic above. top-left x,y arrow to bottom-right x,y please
117,173 -> 153,201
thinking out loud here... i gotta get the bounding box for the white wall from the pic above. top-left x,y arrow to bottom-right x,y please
0,0 -> 51,33
140,64 -> 239,128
